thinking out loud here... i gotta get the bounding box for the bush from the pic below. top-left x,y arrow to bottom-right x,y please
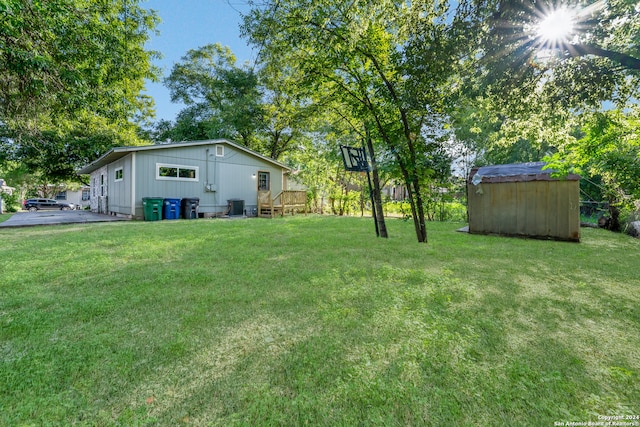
383,200 -> 467,222
0,191 -> 19,213
622,204 -> 640,237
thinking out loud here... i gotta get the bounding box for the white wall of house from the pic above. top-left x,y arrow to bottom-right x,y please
55,187 -> 90,209
89,166 -> 108,213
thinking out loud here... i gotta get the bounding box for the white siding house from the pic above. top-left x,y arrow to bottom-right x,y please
78,139 -> 292,219
54,186 -> 91,210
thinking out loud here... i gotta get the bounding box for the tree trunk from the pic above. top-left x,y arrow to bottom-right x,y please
365,130 -> 388,238
397,163 -> 428,243
608,201 -> 621,232
412,178 -> 428,242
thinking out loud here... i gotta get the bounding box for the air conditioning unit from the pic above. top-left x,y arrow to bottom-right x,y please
228,199 -> 244,217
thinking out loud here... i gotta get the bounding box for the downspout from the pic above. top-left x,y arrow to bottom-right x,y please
131,152 -> 136,217
206,148 -> 210,189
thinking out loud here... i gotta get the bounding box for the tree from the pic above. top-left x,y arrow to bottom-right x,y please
1,0 -> 158,128
0,0 -> 159,181
546,109 -> 640,231
243,0 -> 469,242
450,90 -> 579,169
471,0 -> 640,110
257,62 -> 314,161
2,115 -> 145,183
164,44 -> 265,149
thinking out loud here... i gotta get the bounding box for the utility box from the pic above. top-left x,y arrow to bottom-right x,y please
467,162 -> 580,242
228,199 -> 244,217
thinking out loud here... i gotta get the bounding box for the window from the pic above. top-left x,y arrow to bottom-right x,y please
82,189 -> 90,201
215,145 -> 224,157
55,191 -> 67,201
258,171 -> 270,191
156,163 -> 199,181
100,174 -> 105,197
115,167 -> 123,181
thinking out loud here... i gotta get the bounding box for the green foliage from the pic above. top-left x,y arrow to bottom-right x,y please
243,0 -> 471,242
0,0 -> 159,127
384,198 -> 467,222
0,190 -> 18,212
472,0 -> 640,111
5,115 -> 146,182
163,44 -> 265,149
547,109 -> 640,212
449,0 -> 639,184
0,0 -> 159,181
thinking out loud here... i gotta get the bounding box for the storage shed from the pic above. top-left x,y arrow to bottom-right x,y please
467,162 -> 580,242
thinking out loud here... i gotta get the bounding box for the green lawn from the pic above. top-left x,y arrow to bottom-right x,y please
1,216 -> 638,426
0,213 -> 13,224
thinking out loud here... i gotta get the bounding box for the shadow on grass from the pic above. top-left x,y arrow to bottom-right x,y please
1,219 -> 638,425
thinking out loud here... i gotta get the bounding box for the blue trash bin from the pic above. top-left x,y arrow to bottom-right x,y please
163,198 -> 181,220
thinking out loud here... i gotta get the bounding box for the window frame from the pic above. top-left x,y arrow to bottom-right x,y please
215,145 -> 224,157
258,171 -> 270,191
115,167 -> 123,182
155,163 -> 199,182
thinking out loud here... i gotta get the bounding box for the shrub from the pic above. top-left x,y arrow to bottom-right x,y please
0,191 -> 19,213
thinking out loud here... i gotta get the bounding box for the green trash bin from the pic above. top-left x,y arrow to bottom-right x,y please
142,197 -> 164,221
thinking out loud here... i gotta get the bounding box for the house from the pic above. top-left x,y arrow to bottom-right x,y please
78,139 -> 299,219
52,186 -> 91,210
467,162 -> 580,241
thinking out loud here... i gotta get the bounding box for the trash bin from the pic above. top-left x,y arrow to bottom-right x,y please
142,197 -> 164,221
163,198 -> 181,220
228,199 -> 244,217
181,197 -> 199,219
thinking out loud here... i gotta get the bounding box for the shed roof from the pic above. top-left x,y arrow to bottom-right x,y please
469,162 -> 580,185
78,139 -> 292,175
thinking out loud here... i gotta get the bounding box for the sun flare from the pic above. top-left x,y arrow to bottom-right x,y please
537,7 -> 575,44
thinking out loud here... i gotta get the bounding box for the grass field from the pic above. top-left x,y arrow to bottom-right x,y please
1,216 -> 639,426
0,213 -> 13,224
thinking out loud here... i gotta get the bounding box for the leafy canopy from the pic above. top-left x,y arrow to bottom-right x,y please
0,0 -> 159,182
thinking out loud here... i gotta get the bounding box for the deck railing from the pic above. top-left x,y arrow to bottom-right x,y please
258,190 -> 308,218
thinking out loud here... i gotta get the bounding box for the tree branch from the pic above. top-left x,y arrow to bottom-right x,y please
569,43 -> 640,71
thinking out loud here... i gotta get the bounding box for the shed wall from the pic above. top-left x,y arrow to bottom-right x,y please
467,179 -> 580,241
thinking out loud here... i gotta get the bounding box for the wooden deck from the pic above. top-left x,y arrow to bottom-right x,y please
258,190 -> 308,218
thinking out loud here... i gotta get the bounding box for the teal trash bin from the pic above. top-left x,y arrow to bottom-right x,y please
163,198 -> 181,220
142,197 -> 163,221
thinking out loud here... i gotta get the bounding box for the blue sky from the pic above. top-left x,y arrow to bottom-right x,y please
143,0 -> 255,122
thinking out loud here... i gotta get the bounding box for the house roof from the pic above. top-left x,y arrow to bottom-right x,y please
78,139 -> 292,175
469,162 -> 580,185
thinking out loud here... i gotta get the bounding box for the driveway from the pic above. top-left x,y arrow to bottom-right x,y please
0,211 -> 130,228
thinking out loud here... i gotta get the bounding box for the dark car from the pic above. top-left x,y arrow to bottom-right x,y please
22,198 -> 75,212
